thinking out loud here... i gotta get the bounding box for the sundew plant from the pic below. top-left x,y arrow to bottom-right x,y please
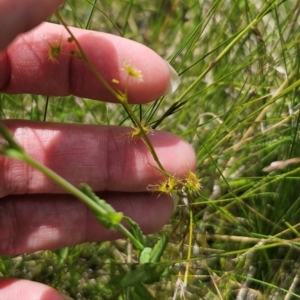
1,0 -> 300,299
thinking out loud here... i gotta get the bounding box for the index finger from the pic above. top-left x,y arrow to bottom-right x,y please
0,22 -> 177,104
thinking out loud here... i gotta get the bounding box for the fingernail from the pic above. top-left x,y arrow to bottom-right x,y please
163,61 -> 180,95
171,191 -> 179,212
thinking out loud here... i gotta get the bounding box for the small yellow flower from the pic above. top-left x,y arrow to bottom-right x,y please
148,177 -> 178,195
184,171 -> 202,193
123,60 -> 143,81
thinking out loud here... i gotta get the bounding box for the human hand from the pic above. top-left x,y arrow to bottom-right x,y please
0,0 -> 196,299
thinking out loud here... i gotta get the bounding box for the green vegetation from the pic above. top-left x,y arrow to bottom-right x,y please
1,0 -> 300,299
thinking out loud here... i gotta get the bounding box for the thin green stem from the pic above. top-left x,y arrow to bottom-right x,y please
55,10 -> 167,175
175,0 -> 276,104
184,209 -> 193,286
122,102 -> 167,173
55,11 -> 125,102
0,121 -> 144,251
22,153 -> 104,213
23,152 -> 144,250
152,1 -> 278,128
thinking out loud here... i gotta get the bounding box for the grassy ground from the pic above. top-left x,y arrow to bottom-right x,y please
1,0 -> 300,299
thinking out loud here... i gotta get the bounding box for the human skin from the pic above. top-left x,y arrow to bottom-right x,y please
0,0 -> 196,299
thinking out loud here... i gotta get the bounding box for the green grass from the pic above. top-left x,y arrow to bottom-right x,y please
2,0 -> 300,299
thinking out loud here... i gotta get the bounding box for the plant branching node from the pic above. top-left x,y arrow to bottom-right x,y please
47,38 -> 62,62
